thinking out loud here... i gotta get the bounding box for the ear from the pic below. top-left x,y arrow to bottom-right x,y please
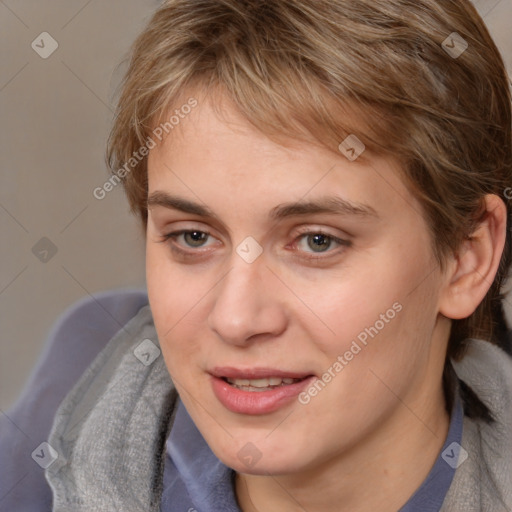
439,194 -> 507,320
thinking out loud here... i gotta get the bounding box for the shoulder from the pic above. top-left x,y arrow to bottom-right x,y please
45,295 -> 177,511
0,288 -> 149,512
453,339 -> 512,426
443,339 -> 512,511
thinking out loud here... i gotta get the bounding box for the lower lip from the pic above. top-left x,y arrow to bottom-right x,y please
210,375 -> 315,415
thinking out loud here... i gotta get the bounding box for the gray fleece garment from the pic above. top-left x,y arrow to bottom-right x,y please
44,304 -> 512,511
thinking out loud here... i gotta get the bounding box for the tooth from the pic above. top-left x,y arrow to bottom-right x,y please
226,378 -> 249,385
248,378 -> 274,388
224,376 -> 304,389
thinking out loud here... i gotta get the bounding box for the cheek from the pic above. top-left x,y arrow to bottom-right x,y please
146,248 -> 201,369
146,243 -> 198,321
299,250 -> 439,373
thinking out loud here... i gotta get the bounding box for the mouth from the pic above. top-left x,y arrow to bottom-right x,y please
209,368 -> 316,415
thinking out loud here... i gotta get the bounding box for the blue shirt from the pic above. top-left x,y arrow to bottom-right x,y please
161,394 -> 464,512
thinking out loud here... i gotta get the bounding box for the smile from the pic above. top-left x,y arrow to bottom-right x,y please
209,369 -> 315,414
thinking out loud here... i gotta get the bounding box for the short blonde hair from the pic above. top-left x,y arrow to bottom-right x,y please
107,0 -> 512,416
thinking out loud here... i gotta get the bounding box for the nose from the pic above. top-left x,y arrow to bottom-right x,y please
207,257 -> 288,347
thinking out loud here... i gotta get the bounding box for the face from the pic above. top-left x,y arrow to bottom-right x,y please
146,91 -> 450,476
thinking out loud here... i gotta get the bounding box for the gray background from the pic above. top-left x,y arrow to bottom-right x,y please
1,0 -> 512,410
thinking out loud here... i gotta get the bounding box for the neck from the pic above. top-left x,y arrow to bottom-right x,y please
235,384 -> 450,512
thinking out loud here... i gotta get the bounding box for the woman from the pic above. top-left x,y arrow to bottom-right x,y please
2,0 -> 511,510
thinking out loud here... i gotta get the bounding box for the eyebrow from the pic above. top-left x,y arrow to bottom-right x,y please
147,191 -> 379,221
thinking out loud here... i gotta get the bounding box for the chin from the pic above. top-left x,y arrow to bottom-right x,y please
208,434 -> 309,476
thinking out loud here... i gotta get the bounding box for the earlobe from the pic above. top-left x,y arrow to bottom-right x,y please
439,194 -> 507,320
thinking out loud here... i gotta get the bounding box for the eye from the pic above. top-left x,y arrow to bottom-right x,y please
292,230 -> 351,259
159,229 -> 217,251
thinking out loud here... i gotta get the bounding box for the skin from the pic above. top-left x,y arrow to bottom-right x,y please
145,89 -> 506,512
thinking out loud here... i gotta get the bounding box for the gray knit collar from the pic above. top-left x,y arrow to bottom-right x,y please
46,305 -> 177,511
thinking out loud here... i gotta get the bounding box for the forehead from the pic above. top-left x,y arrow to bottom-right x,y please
146,93 -> 421,228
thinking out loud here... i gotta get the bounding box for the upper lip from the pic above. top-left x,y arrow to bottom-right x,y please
210,367 -> 314,379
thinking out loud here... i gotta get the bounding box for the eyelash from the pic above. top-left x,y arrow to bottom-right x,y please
158,228 -> 351,261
